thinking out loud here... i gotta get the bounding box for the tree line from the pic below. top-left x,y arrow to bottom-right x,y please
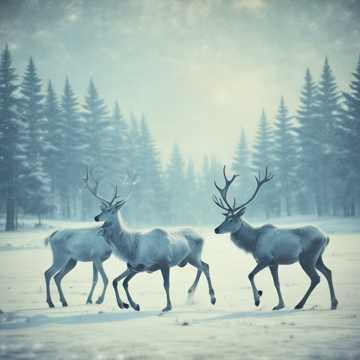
233,57 -> 360,219
0,45 -> 359,231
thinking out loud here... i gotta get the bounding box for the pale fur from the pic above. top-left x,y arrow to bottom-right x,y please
215,218 -> 338,310
44,226 -> 112,308
97,210 -> 216,312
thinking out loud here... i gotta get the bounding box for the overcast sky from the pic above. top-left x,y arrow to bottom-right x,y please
1,0 -> 359,168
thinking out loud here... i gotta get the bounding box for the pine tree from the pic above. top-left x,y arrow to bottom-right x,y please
82,79 -> 109,167
183,158 -> 199,224
253,110 -> 276,218
43,80 -> 63,215
232,129 -> 252,204
0,45 -> 22,230
273,97 -> 297,216
136,116 -> 166,225
109,101 -> 129,176
19,57 -> 51,222
342,55 -> 360,215
317,57 -> 342,215
60,77 -> 84,218
296,68 -> 319,214
166,144 -> 186,225
80,79 -> 111,218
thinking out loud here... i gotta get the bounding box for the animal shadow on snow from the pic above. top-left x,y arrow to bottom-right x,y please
0,310 -> 158,331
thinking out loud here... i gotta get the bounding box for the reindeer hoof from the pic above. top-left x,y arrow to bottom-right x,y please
331,300 -> 338,310
96,298 -> 104,304
86,299 -> 92,304
122,303 -> 129,309
255,300 -> 260,307
134,304 -> 140,311
62,302 -> 68,307
258,290 -> 263,297
48,302 -> 55,308
273,304 -> 285,311
294,303 -> 303,310
211,297 -> 216,305
162,306 -> 172,312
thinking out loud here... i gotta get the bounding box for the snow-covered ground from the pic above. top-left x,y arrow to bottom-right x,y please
0,217 -> 359,359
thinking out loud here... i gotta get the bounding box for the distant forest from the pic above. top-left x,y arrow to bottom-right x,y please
0,45 -> 359,231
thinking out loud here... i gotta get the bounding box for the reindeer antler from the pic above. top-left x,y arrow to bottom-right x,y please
236,167 -> 273,209
213,166 -> 243,214
213,166 -> 273,215
83,167 -> 110,205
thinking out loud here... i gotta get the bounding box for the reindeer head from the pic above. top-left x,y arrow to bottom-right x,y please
213,166 -> 273,234
83,167 -> 137,223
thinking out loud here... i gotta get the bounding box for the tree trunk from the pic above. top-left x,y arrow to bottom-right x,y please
5,191 -> 16,231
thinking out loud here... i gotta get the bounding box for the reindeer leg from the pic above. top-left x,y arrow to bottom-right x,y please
248,263 -> 267,307
295,258 -> 320,310
316,255 -> 338,310
269,264 -> 285,310
187,270 -> 202,302
123,271 -> 140,311
86,262 -> 98,304
112,269 -> 130,309
201,261 -> 216,305
54,259 -> 77,307
44,257 -> 68,308
93,259 -> 108,304
160,266 -> 172,312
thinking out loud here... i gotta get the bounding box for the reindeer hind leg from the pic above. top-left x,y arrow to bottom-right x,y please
316,254 -> 338,310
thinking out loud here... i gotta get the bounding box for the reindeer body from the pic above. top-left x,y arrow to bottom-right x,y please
99,213 -> 214,312
231,222 -> 329,265
213,166 -> 338,310
44,227 -> 112,308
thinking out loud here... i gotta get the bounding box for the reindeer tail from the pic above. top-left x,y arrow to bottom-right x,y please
44,231 -> 57,247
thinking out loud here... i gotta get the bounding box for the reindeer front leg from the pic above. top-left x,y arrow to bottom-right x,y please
248,263 -> 267,307
160,266 -> 172,312
112,269 -> 131,309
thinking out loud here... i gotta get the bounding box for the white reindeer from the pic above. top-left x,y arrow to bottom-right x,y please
44,169 -> 116,308
84,171 -> 216,312
213,166 -> 338,310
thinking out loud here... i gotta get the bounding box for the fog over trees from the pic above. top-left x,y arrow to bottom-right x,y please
0,44 -> 359,230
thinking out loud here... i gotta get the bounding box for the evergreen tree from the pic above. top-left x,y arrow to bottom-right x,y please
166,144 -> 186,225
60,77 -> 84,218
109,101 -> 129,176
183,158 -> 199,224
317,57 -> 342,215
80,79 -> 110,218
273,97 -> 297,216
136,116 -> 166,225
253,110 -> 276,218
342,55 -> 360,215
296,68 -> 319,214
18,57 -> 51,222
232,129 -> 252,204
82,79 -> 109,167
43,80 -> 63,215
0,45 -> 21,230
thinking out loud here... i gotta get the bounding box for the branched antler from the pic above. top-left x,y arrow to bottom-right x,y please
213,166 -> 243,214
83,167 -> 110,205
213,165 -> 273,215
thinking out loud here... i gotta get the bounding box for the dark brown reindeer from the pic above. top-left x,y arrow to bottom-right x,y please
213,166 -> 338,310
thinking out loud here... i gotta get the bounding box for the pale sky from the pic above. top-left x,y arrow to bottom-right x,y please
1,0 -> 359,169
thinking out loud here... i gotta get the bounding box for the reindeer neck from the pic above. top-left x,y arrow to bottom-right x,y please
102,212 -> 137,262
230,219 -> 259,253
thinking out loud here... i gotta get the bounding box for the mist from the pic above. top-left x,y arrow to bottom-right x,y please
1,0 -> 359,165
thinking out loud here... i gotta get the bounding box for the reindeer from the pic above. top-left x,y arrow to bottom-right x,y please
213,166 -> 338,311
84,170 -> 216,313
44,169 -> 115,308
